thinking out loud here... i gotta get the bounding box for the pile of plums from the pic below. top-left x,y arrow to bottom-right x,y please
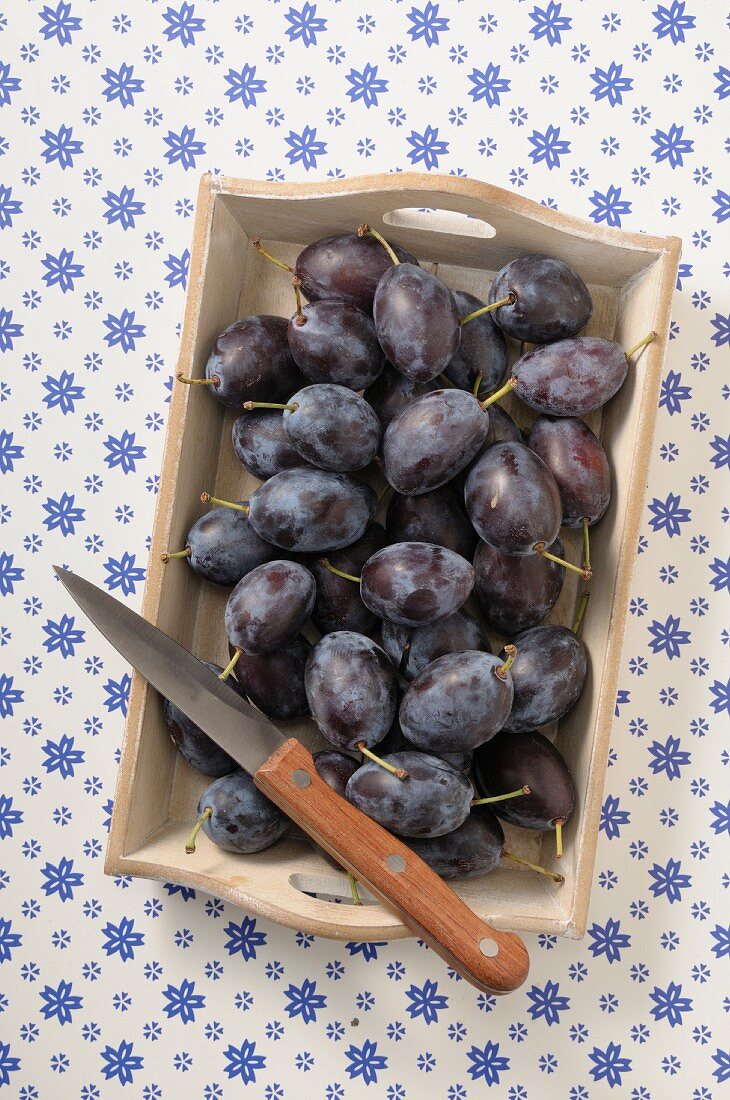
165,225 -> 655,883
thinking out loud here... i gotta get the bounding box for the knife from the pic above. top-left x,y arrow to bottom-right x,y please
55,566 -> 529,993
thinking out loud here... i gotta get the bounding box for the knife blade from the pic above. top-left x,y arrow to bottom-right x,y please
54,565 -> 529,994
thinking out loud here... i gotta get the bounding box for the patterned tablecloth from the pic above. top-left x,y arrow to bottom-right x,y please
2,1 -> 728,1096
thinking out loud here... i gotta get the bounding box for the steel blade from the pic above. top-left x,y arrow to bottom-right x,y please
53,566 -> 286,774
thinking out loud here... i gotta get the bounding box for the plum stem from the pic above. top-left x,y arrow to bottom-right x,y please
292,276 -> 307,326
472,373 -> 483,398
219,648 -> 242,681
252,238 -> 294,273
581,517 -> 591,574
554,818 -> 564,859
472,785 -> 530,805
318,557 -> 360,584
242,400 -> 299,412
356,741 -> 408,780
177,372 -> 219,386
161,546 -> 191,563
460,293 -> 516,326
534,542 -> 592,581
625,330 -> 657,361
348,873 -> 362,905
480,375 -> 518,410
495,643 -> 517,680
502,849 -> 564,884
185,806 -> 212,854
357,223 -> 400,267
572,591 -> 590,636
199,492 -> 249,514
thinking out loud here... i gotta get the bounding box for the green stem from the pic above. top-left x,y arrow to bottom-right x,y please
554,819 -> 564,859
582,517 -> 591,574
252,239 -> 294,273
472,373 -> 483,398
177,372 -> 219,386
219,648 -> 242,681
494,643 -> 517,680
460,294 -> 515,326
200,493 -> 249,514
572,591 -> 590,636
625,331 -> 657,360
349,873 -> 362,905
480,376 -> 518,411
502,849 -> 564,884
161,546 -> 191,563
242,401 -> 299,412
534,542 -> 592,581
292,276 -> 307,326
319,558 -> 360,584
185,806 -> 212,854
357,223 -> 400,266
472,785 -> 530,805
357,741 -> 408,780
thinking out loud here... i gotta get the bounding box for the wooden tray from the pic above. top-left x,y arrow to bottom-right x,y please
106,173 -> 679,941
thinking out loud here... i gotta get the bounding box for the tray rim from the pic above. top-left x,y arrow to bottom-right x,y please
105,171 -> 681,940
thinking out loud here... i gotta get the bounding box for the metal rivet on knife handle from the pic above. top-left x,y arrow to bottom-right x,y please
480,938 -> 499,958
386,854 -> 406,873
291,769 -> 311,789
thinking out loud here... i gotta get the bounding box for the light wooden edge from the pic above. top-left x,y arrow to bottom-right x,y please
212,171 -> 681,258
106,171 -> 681,942
105,174 -> 217,876
566,238 -> 681,938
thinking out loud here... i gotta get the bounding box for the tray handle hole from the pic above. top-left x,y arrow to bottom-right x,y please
289,871 -> 379,907
382,207 -> 496,239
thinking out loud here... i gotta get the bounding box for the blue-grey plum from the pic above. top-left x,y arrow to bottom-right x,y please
162,660 -> 241,777
196,771 -> 288,853
385,485 -> 478,561
248,467 -> 377,552
399,651 -> 514,753
309,523 -> 388,635
364,363 -> 437,431
473,537 -> 565,636
345,752 -> 473,837
465,441 -> 562,554
287,300 -> 384,390
225,560 -> 315,654
473,730 -> 576,834
313,750 -> 360,798
231,635 -> 311,722
528,414 -> 611,526
305,632 -> 398,750
382,389 -> 489,495
380,610 -> 489,682
445,290 -> 508,398
165,504 -> 277,587
512,336 -> 626,416
282,384 -> 381,472
488,255 -> 592,344
232,411 -> 304,481
202,315 -> 305,407
294,232 -> 419,314
360,542 -> 474,628
501,625 -> 587,733
401,807 -> 506,880
374,264 -> 461,383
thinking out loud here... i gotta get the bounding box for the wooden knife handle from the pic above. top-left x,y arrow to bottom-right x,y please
255,738 -> 529,994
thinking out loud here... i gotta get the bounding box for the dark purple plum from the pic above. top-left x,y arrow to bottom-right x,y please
281,384 -> 381,472
374,264 -> 461,383
194,771 -> 288,854
309,523 -> 388,635
488,255 -> 592,344
313,750 -> 360,798
472,730 -> 576,839
162,660 -> 241,777
345,752 -> 473,838
445,290 -> 508,398
287,300 -> 384,390
163,505 -> 277,587
473,537 -> 565,636
248,468 -> 377,552
225,560 -> 315,654
484,403 -> 523,447
305,632 -> 398,750
293,232 -> 419,314
401,807 -> 506,880
381,610 -> 489,682
365,364 -> 437,431
528,414 -> 611,526
385,485 -> 478,561
360,542 -> 474,628
232,411 -> 304,481
375,715 -> 472,771
197,315 -> 305,407
512,336 -> 627,416
399,650 -> 514,753
464,441 -> 562,555
230,635 -> 311,722
501,625 -> 587,733
382,389 -> 489,495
